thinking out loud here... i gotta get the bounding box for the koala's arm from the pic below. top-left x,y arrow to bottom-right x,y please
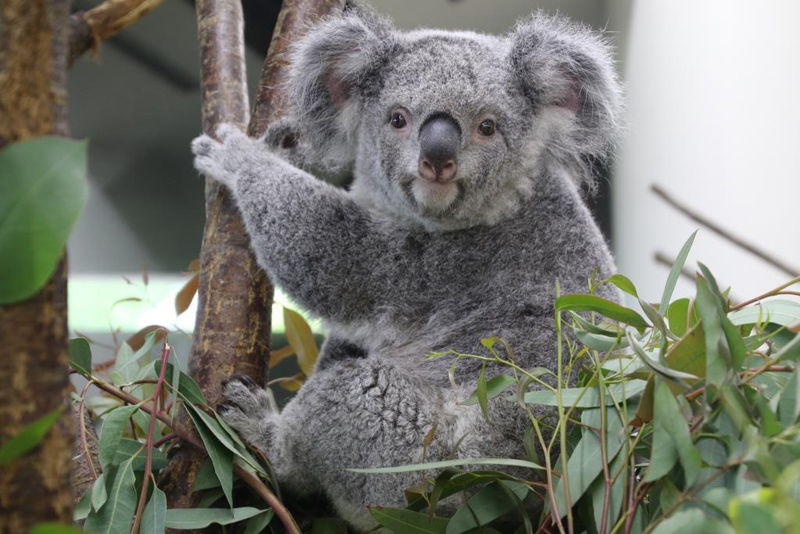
192,125 -> 394,323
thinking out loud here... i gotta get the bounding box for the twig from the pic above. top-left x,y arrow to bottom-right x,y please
730,275 -> 800,311
78,382 -> 98,482
152,433 -> 177,448
652,184 -> 800,277
131,341 -> 171,534
69,0 -> 163,65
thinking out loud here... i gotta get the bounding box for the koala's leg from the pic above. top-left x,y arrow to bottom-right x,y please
220,359 -> 478,531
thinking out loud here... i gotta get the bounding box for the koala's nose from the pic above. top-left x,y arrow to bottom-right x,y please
418,114 -> 460,182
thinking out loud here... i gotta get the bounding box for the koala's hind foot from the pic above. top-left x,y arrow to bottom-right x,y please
217,375 -> 277,455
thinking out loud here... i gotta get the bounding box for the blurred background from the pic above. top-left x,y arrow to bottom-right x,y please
67,0 -> 800,374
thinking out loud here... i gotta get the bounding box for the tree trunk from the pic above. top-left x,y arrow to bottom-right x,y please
0,3 -> 74,531
159,0 -> 345,520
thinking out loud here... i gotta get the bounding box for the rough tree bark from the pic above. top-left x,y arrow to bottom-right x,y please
68,0 -> 165,65
0,1 -> 75,531
160,0 -> 346,519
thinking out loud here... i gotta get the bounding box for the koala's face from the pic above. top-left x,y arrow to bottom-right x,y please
290,11 -> 622,230
352,34 -> 539,228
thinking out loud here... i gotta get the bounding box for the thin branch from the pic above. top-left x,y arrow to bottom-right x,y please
131,341 -> 171,534
69,0 -> 164,65
651,184 -> 800,277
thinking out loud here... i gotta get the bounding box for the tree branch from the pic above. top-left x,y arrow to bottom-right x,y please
68,0 -> 164,65
651,184 -> 800,277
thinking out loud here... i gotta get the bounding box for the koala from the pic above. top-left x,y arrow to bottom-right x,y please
192,7 -> 622,531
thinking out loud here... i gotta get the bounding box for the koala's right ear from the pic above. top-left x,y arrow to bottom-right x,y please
288,8 -> 398,170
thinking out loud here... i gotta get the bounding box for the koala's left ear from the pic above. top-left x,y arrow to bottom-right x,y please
509,13 -> 623,169
287,7 -> 398,170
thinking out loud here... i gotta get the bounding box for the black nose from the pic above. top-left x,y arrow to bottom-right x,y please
418,113 -> 461,182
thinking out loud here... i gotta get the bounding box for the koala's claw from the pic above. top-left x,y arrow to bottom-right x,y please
217,375 -> 277,452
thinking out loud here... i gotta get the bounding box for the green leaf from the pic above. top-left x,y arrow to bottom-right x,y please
652,509 -> 733,534
284,306 -> 319,375
477,364 -> 489,421
696,277 -> 730,390
729,299 -> 800,328
98,403 -> 141,470
774,333 -> 800,362
91,472 -> 108,511
522,380 -> 648,408
0,137 -> 88,304
69,337 -> 92,376
155,361 -> 207,405
627,333 -> 697,387
185,406 -> 234,506
664,324 -> 706,380
778,369 -> 800,426
461,373 -> 516,407
243,510 -> 274,534
164,508 -> 266,529
591,444 -> 627,531
74,489 -> 91,521
576,330 -> 629,351
653,380 -> 702,486
29,524 -> 86,534
141,485 -> 166,534
644,416 -> 678,482
0,405 -> 65,465
370,507 -> 449,534
192,459 -> 221,491
608,274 -> 638,297
84,456 -> 138,534
569,311 -> 623,337
446,481 -> 529,534
667,298 -> 691,338
349,457 -> 543,474
556,294 -> 649,331
551,407 -> 626,518
659,231 -> 697,314
113,438 -> 168,471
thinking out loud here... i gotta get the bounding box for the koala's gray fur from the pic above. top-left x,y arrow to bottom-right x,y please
192,7 -> 622,531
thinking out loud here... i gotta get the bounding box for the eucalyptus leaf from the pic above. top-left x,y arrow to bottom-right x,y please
653,380 -> 702,487
141,485 -> 166,534
90,472 -> 108,512
659,231 -> 697,314
461,373 -> 516,407
370,507 -> 449,534
155,361 -> 207,405
69,337 -> 92,376
84,456 -> 138,534
164,507 -> 266,529
0,137 -> 88,304
729,299 -> 800,328
350,457 -> 542,474
98,403 -> 141,470
446,481 -> 529,534
0,405 -> 65,465
556,294 -> 649,331
550,407 -> 626,518
522,380 -> 647,408
185,405 -> 234,506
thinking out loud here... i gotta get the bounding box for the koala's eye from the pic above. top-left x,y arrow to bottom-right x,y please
389,112 -> 407,129
478,119 -> 496,137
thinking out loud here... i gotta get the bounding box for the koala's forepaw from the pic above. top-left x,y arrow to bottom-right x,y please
191,124 -> 254,189
217,375 -> 277,454
191,134 -> 236,188
262,118 -> 304,166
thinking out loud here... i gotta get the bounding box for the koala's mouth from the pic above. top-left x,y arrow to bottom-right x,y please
409,175 -> 462,213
